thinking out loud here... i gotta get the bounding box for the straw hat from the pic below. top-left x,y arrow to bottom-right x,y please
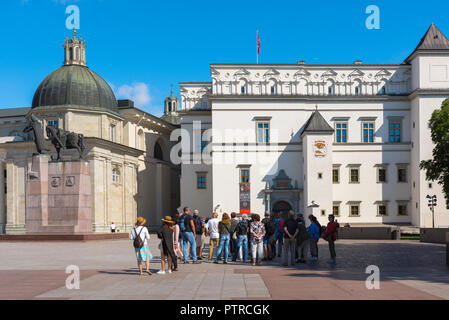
136,217 -> 146,226
161,216 -> 174,224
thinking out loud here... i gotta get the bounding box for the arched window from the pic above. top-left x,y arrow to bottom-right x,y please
75,47 -> 80,60
327,80 -> 335,95
239,78 -> 247,95
69,47 -> 73,60
154,142 -> 163,160
137,129 -> 144,149
112,168 -> 120,183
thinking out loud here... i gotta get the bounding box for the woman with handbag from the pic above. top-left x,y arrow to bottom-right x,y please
214,213 -> 232,264
130,217 -> 152,276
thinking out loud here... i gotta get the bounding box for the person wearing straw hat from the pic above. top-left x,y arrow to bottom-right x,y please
157,216 -> 176,274
130,217 -> 152,276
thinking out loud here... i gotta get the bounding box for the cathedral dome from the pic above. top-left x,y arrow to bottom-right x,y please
32,65 -> 118,112
31,30 -> 118,113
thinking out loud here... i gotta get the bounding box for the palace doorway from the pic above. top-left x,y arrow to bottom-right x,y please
272,200 -> 292,219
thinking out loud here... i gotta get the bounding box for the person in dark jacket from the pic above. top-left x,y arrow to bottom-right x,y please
295,213 -> 309,263
229,212 -> 239,256
157,216 -> 177,273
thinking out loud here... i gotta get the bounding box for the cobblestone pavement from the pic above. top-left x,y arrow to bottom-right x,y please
0,237 -> 448,300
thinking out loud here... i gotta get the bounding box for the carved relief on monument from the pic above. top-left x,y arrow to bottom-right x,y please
51,176 -> 61,188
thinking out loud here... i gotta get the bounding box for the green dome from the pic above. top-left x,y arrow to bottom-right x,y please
32,65 -> 118,112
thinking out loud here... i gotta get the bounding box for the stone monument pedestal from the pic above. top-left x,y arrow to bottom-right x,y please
26,154 -> 92,234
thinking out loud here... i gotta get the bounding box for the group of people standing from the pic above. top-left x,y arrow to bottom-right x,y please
129,207 -> 339,275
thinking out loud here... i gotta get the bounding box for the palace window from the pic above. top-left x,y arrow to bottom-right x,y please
240,168 -> 250,183
398,204 -> 408,216
112,168 -> 120,183
332,169 -> 340,183
377,204 -> 387,216
332,203 -> 340,217
256,121 -> 270,144
270,85 -> 276,95
154,142 -> 164,160
398,167 -> 407,183
328,86 -> 334,95
241,86 -> 246,94
350,205 -> 360,217
380,86 -> 386,95
377,168 -> 387,183
335,122 -> 348,143
350,168 -> 360,183
196,172 -> 207,189
362,122 -> 374,143
389,120 -> 401,143
355,86 -> 360,95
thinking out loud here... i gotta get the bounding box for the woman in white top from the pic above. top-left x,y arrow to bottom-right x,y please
130,217 -> 152,276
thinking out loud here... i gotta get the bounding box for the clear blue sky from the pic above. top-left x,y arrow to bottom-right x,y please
1,0 -> 449,116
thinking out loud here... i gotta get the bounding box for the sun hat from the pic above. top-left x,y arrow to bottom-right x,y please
161,216 -> 174,224
136,217 -> 146,226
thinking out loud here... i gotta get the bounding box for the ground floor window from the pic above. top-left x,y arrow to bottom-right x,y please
350,205 -> 360,217
332,168 -> 339,183
377,204 -> 387,216
332,205 -> 340,217
398,204 -> 408,216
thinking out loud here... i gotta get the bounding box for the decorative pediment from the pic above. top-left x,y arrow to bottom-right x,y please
322,69 -> 338,78
349,69 -> 365,78
264,68 -> 280,77
234,68 -> 251,76
210,67 -> 220,76
271,169 -> 293,190
294,67 -> 311,78
375,69 -> 392,78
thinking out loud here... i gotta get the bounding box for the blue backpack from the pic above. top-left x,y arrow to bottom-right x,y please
178,215 -> 186,232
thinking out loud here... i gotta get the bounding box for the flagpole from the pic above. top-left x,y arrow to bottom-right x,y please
256,29 -> 259,64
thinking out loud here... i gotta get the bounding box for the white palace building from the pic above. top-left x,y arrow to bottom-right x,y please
177,23 -> 449,228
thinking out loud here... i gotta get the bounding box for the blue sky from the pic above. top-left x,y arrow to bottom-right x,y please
1,0 -> 449,116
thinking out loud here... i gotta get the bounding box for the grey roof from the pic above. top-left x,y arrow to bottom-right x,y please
0,107 -> 30,118
405,23 -> 449,62
32,65 -> 118,113
301,110 -> 334,135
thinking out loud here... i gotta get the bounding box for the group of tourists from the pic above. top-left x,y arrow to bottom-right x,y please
129,207 -> 339,275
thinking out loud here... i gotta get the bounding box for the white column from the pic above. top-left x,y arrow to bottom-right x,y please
0,162 -> 5,234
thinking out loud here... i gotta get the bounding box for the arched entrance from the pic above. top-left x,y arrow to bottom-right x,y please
272,200 -> 292,219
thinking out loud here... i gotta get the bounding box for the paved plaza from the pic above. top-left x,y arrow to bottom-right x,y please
0,237 -> 448,300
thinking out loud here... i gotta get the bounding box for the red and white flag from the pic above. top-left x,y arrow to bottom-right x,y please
257,30 -> 260,55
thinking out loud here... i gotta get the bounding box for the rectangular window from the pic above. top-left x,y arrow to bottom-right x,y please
47,120 -> 59,128
240,168 -> 250,184
257,121 -> 270,144
362,122 -> 374,143
398,204 -> 408,216
332,205 -> 340,217
398,168 -> 407,183
350,168 -> 359,183
378,205 -> 387,216
389,120 -> 401,143
378,168 -> 387,183
197,173 -> 206,189
335,122 -> 348,143
350,205 -> 360,217
332,169 -> 339,183
196,129 -> 207,152
110,124 -> 116,142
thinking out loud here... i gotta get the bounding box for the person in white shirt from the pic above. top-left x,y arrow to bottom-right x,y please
130,217 -> 152,276
206,212 -> 220,261
110,222 -> 116,233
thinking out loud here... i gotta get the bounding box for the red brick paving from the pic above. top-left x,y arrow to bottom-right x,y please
0,270 -> 98,300
235,268 -> 442,300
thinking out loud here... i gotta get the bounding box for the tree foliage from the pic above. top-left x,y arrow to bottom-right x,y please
419,98 -> 449,208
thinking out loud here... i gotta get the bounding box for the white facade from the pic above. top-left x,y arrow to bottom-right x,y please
179,24 -> 449,227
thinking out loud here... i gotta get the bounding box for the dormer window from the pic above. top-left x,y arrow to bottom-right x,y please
241,86 -> 246,94
355,86 -> 360,95
271,86 -> 275,94
381,86 -> 386,95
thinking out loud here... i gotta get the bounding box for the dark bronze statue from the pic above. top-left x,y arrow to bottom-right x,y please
23,114 -> 50,154
46,125 -> 85,161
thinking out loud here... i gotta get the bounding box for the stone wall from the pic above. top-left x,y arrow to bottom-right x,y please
338,227 -> 395,240
419,228 -> 449,244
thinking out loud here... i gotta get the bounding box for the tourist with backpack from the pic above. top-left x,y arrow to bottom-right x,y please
262,213 -> 275,260
130,217 -> 152,276
282,210 -> 298,266
214,213 -> 232,264
295,213 -> 308,263
232,214 -> 249,262
179,207 -> 200,264
206,212 -> 220,261
307,215 -> 320,261
273,213 -> 284,258
229,212 -> 239,256
323,214 -> 338,264
193,210 -> 205,260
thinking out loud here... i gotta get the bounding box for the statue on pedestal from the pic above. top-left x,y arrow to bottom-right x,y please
23,114 -> 50,155
46,125 -> 85,161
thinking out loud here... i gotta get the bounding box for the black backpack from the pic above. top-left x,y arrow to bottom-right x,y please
193,215 -> 203,234
133,227 -> 145,249
265,220 -> 276,236
236,220 -> 248,236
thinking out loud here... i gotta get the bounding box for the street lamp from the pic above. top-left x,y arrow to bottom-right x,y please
426,194 -> 437,228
